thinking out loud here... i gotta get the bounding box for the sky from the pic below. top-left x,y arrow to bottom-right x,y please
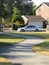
32,0 -> 49,6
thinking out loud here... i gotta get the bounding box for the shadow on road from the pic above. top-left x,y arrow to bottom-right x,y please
0,43 -> 33,59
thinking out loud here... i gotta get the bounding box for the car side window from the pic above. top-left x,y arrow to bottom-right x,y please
26,26 -> 31,28
26,25 -> 36,29
31,26 -> 35,28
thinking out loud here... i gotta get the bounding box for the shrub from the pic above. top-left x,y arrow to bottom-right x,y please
13,21 -> 25,30
13,16 -> 25,30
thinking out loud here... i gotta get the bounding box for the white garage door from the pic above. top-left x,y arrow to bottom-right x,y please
28,22 -> 43,28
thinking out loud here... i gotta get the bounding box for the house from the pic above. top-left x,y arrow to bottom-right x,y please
22,15 -> 45,28
36,2 -> 49,20
22,2 -> 49,28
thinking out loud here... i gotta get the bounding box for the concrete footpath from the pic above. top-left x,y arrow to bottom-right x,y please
0,33 -> 49,65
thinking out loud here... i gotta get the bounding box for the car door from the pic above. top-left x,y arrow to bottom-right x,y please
31,25 -> 36,31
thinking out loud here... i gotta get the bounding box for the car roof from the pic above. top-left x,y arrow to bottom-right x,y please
27,25 -> 36,26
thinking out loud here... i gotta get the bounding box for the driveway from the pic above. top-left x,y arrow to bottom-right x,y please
0,34 -> 49,65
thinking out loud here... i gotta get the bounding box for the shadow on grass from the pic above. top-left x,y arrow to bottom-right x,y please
32,41 -> 49,52
0,62 -> 13,65
0,62 -> 22,65
0,42 -> 13,48
36,41 -> 49,48
15,32 -> 49,38
0,34 -> 23,39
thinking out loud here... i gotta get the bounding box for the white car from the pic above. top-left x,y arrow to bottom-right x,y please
17,25 -> 42,32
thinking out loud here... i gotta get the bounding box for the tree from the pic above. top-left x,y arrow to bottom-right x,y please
32,5 -> 36,15
0,0 -> 5,18
22,4 -> 33,15
11,6 -> 25,29
3,0 -> 13,18
13,0 -> 36,15
11,6 -> 21,23
0,0 -> 36,18
0,0 -> 36,31
0,0 -> 5,31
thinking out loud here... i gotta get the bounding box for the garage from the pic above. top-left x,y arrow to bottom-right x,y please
28,21 -> 43,28
22,15 -> 45,28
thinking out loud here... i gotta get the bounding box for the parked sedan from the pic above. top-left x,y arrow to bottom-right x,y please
17,25 -> 42,32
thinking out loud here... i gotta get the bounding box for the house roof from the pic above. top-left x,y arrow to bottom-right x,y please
44,2 -> 49,7
24,15 -> 45,22
35,2 -> 49,10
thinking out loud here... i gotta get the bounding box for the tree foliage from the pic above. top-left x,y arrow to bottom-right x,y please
0,0 -> 36,30
14,0 -> 36,15
0,0 -> 6,18
0,0 -> 36,18
11,6 -> 21,23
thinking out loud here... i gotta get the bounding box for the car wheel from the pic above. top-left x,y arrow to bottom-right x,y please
35,29 -> 39,32
20,29 -> 25,32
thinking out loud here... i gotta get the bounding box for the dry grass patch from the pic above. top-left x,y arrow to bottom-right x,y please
0,39 -> 24,43
0,55 -> 13,65
0,57 -> 9,62
36,51 -> 49,56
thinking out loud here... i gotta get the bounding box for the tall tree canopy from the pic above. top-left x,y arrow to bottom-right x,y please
0,0 -> 6,18
0,0 -> 36,18
11,6 -> 21,23
14,0 -> 35,15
